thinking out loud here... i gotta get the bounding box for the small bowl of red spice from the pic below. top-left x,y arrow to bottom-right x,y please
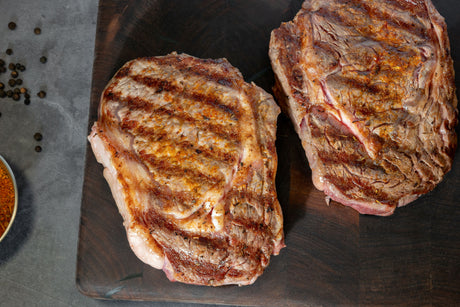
0,155 -> 17,242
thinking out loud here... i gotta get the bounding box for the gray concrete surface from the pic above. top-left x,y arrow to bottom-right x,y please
0,1 -> 221,306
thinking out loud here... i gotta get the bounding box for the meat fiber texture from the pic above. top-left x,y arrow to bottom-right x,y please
88,53 -> 284,286
269,0 -> 458,216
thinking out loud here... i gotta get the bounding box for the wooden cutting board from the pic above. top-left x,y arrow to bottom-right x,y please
77,0 -> 460,305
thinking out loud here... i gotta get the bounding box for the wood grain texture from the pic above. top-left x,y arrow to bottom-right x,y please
77,0 -> 460,305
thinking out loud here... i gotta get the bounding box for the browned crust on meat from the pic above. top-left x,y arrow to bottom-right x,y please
269,0 -> 458,215
89,52 -> 283,285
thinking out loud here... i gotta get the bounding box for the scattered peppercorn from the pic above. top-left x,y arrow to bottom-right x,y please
8,63 -> 15,70
20,87 -> 27,94
11,71 -> 18,78
13,88 -> 20,94
34,27 -> 41,35
24,93 -> 30,99
40,56 -> 47,63
0,82 -> 4,89
18,65 -> 25,72
8,79 -> 15,87
6,49 -> 13,55
15,79 -> 22,85
0,59 -> 4,66
12,93 -> 20,101
24,98 -> 30,105
0,90 -> 6,98
8,22 -> 16,30
34,133 -> 43,141
6,90 -> 13,97
37,91 -> 46,98
35,145 -> 42,152
0,67 -> 6,73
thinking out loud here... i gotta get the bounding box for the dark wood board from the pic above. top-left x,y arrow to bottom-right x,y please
77,0 -> 460,305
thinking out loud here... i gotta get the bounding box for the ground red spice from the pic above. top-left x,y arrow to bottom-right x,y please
0,162 -> 15,238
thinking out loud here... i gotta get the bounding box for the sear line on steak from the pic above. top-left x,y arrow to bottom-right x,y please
88,52 -> 284,286
269,0 -> 458,216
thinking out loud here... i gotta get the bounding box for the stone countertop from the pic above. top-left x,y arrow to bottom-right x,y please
0,1 -> 221,306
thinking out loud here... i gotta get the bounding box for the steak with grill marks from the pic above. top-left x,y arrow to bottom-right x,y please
88,52 -> 284,286
269,0 -> 458,216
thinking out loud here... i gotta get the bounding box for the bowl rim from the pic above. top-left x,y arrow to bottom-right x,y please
0,155 -> 18,242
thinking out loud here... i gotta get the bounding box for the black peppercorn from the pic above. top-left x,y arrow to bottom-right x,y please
40,56 -> 47,63
24,98 -> 30,105
20,87 -> 27,94
0,82 -> 4,89
13,88 -> 20,94
6,48 -> 13,55
37,91 -> 46,98
12,93 -> 20,101
11,70 -> 18,78
6,90 -> 13,97
34,133 -> 43,141
15,79 -> 22,85
34,27 -> 41,35
0,59 -> 4,66
24,92 -> 30,99
0,67 -> 6,73
8,22 -> 16,30
0,90 -> 6,98
8,79 -> 15,87
8,63 -> 15,70
18,65 -> 25,71
35,145 -> 42,152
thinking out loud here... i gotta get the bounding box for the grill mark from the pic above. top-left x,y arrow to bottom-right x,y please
114,66 -> 131,79
225,189 -> 275,213
325,173 -> 392,204
326,78 -> 403,118
146,179 -> 196,211
163,247 -> 234,284
109,92 -> 240,167
129,75 -> 240,120
383,0 -> 429,17
137,207 -> 229,250
132,185 -> 274,285
315,2 -> 428,45
329,75 -> 391,96
317,150 -> 384,172
135,208 -> 258,284
273,23 -> 310,107
153,106 -> 239,140
224,190 -> 278,250
108,91 -> 240,142
96,132 -> 197,212
135,128 -> 238,165
145,55 -> 240,90
140,153 -> 224,187
231,216 -> 268,236
140,205 -> 271,258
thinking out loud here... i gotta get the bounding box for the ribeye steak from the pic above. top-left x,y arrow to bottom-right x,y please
88,53 -> 284,286
269,0 -> 458,216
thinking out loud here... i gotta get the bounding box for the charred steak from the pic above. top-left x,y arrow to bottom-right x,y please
269,0 -> 458,215
88,53 -> 284,286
